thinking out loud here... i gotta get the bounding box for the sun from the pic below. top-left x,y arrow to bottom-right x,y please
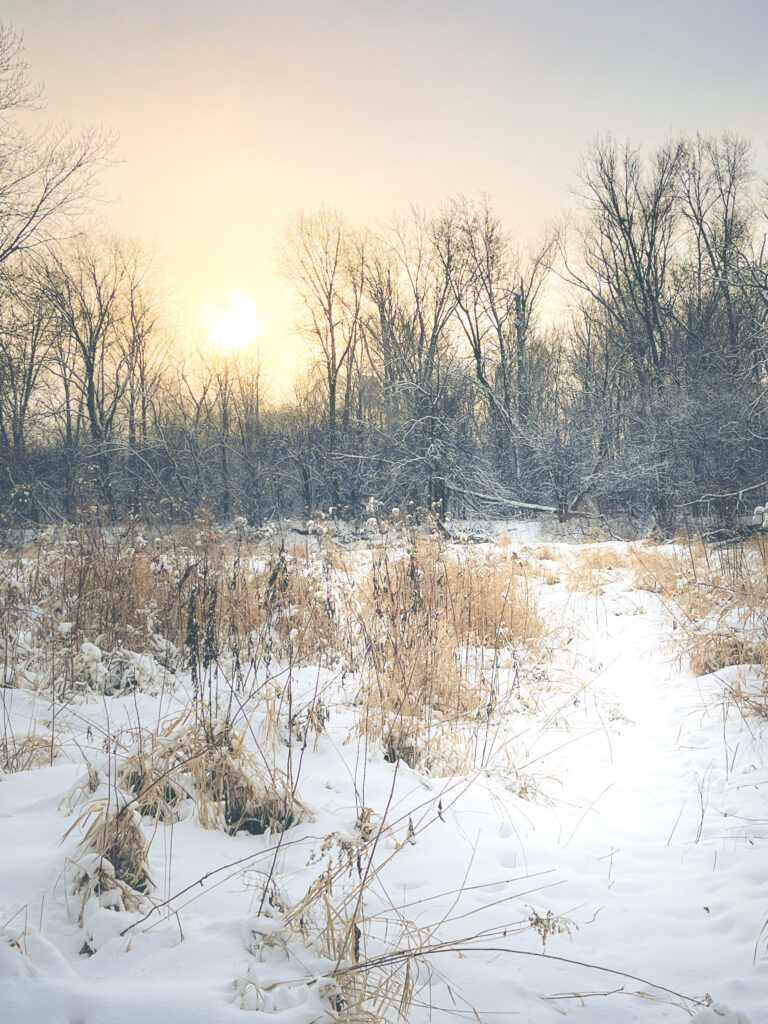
204,293 -> 264,355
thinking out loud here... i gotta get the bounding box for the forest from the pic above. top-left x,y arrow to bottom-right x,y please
1,24 -> 766,530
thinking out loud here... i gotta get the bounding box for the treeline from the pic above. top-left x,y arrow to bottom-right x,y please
1,26 -> 767,529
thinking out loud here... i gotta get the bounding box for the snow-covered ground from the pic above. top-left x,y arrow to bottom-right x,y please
1,537 -> 766,1023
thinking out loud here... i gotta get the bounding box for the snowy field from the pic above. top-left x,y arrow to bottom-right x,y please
1,521 -> 766,1023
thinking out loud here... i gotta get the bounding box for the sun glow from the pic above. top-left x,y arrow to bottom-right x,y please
204,293 -> 264,355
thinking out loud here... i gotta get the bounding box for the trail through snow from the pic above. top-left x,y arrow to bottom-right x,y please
519,578 -> 768,1020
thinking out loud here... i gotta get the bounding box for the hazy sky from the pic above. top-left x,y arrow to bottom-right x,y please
5,0 -> 768,351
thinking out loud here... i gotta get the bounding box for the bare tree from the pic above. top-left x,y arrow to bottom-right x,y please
565,136 -> 685,381
280,208 -> 366,505
38,238 -> 161,509
0,23 -> 112,266
363,208 -> 460,507
0,260 -> 56,462
676,133 -> 760,374
42,240 -> 134,445
436,196 -> 553,482
231,348 -> 270,521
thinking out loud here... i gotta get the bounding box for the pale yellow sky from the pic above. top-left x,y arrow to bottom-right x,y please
5,0 -> 768,386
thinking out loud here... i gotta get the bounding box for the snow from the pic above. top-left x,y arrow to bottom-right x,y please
692,1006 -> 754,1024
1,537 -> 766,1022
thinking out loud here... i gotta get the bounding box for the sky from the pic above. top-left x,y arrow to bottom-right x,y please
4,0 -> 768,371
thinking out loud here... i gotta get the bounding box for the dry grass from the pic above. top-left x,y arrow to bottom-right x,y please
631,546 -> 680,595
723,674 -> 768,720
529,543 -> 558,562
4,515 -> 564,1019
565,544 -> 635,592
655,533 -> 768,704
0,514 -> 353,698
119,711 -> 306,835
3,517 -> 558,776
355,540 -> 549,769
1,731 -> 58,772
63,800 -> 152,951
66,799 -> 152,895
687,631 -> 766,678
44,517 -> 281,665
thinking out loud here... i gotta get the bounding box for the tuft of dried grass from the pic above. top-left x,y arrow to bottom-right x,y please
529,543 -> 557,562
565,544 -> 634,593
631,546 -> 680,595
666,535 -> 768,718
687,631 -> 766,678
355,540 -> 549,769
65,799 -> 152,895
0,512 -> 358,701
120,712 -> 307,835
1,731 -> 58,772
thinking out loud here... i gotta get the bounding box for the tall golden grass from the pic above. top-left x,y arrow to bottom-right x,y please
3,514 -> 563,1020
354,539 -> 548,769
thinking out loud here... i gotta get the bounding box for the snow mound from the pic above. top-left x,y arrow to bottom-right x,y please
692,1004 -> 752,1024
